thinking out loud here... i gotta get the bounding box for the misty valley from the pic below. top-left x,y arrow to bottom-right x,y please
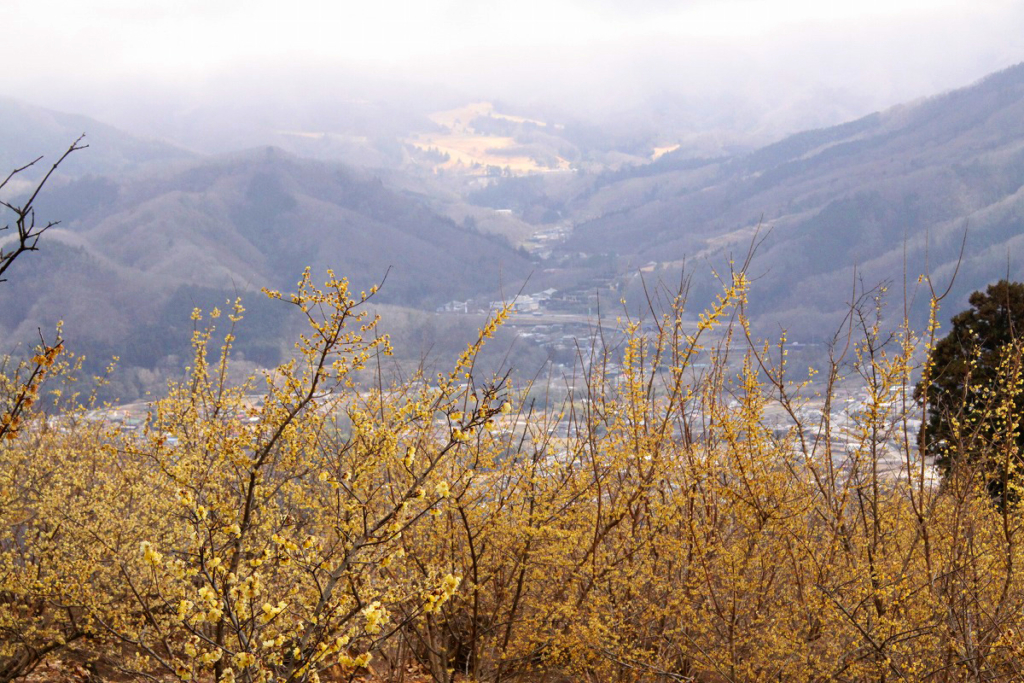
4,25 -> 1024,681
4,64 -> 1024,402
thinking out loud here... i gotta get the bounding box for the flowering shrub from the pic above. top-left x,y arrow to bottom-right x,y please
2,264 -> 1024,683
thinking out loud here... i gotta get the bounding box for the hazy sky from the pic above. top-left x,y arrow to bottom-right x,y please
3,0 -> 1018,75
3,0 -> 1023,136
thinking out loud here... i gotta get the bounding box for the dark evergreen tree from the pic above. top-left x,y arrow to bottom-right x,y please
915,280 -> 1024,500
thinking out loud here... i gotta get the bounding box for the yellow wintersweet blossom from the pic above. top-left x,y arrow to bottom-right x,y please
140,541 -> 163,566
232,652 -> 256,668
15,263 -> 1024,683
362,601 -> 388,634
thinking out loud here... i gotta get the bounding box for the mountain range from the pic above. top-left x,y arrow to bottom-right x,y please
556,63 -> 1024,335
3,61 -> 1024,396
0,135 -> 530,392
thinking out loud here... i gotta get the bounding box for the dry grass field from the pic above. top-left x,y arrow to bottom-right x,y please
409,101 -> 571,175
651,143 -> 680,159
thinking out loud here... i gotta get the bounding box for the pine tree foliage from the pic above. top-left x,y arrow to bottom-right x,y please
916,279 -> 1024,500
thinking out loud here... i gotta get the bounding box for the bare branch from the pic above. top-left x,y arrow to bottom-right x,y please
0,135 -> 88,283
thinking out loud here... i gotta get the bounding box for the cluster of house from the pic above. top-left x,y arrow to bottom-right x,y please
492,289 -> 559,314
759,388 -> 936,485
436,288 -> 560,315
521,224 -> 572,259
81,396 -> 268,443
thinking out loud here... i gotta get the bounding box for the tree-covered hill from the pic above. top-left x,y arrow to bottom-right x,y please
564,62 -> 1024,336
0,96 -> 194,178
0,147 -> 531,396
48,148 -> 529,304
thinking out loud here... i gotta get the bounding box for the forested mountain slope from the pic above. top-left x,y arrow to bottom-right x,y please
0,147 -> 530,389
0,97 -> 194,177
565,62 -> 1024,334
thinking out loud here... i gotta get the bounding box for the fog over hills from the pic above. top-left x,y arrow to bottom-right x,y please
559,62 -> 1024,336
4,55 -> 1024,398
0,136 -> 531,394
0,97 -> 194,179
61,148 -> 530,303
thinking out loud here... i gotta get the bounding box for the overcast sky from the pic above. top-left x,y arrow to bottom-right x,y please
3,0 -> 1023,135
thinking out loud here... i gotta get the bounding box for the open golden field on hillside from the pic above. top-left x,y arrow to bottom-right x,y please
409,101 -> 571,175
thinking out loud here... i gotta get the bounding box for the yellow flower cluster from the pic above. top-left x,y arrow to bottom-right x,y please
139,541 -> 163,566
423,574 -> 461,614
362,600 -> 388,634
259,601 -> 287,625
